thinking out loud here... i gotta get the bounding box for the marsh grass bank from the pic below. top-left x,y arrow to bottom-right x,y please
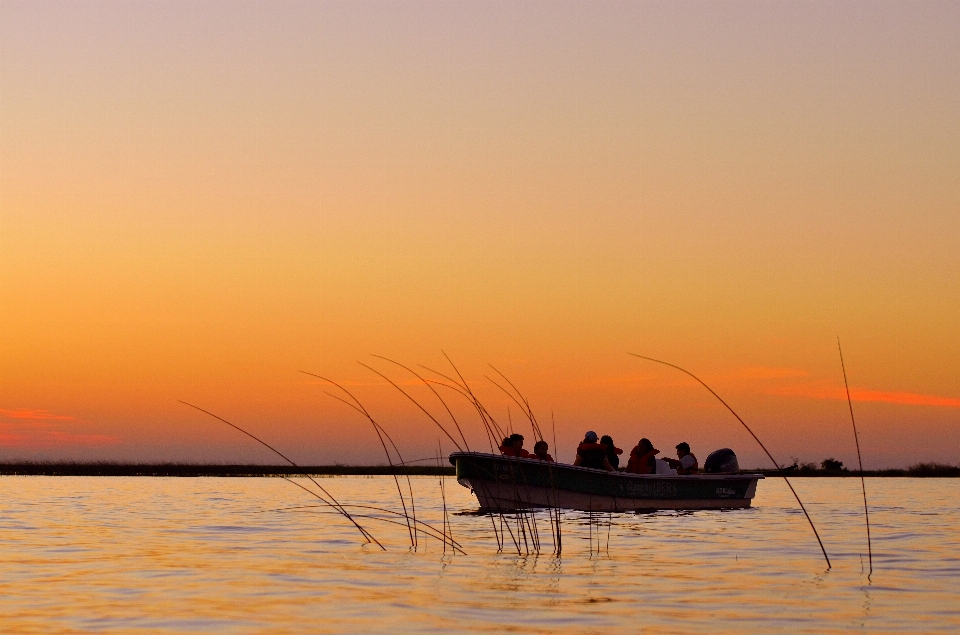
0,463 -> 455,477
755,462 -> 960,477
0,462 -> 956,477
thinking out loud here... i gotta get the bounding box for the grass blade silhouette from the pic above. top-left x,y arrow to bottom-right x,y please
372,355 -> 471,451
359,361 -> 464,452
276,479 -> 466,554
489,365 -> 544,440
300,371 -> 418,550
626,353 -> 831,569
178,401 -> 383,549
838,337 -> 872,577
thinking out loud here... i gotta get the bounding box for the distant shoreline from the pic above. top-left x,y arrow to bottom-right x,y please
0,463 -> 455,477
0,463 -> 957,477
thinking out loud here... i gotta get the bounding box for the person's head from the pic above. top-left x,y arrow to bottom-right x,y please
533,440 -> 548,455
600,435 -> 613,447
584,431 -> 598,444
509,433 -> 525,449
676,442 -> 690,457
638,438 -> 653,452
502,437 -> 511,448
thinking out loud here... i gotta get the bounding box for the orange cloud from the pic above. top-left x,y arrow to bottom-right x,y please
0,428 -> 122,448
765,385 -> 960,409
0,409 -> 121,448
0,408 -> 75,421
728,367 -> 810,380
848,389 -> 960,409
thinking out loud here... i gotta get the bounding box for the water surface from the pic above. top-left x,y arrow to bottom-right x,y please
1,476 -> 957,633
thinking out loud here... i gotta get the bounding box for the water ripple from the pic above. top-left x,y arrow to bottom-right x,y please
0,476 -> 957,633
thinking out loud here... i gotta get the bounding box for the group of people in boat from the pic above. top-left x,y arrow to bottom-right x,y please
498,430 -> 699,474
499,433 -> 554,462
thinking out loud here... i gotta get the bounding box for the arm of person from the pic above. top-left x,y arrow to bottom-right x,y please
677,455 -> 698,474
603,457 -> 614,472
573,454 -> 583,466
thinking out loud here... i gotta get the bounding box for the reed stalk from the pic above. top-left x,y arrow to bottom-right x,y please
372,355 -> 472,451
838,338 -> 873,576
418,374 -> 509,548
300,373 -> 418,551
489,365 -> 545,441
627,353 -> 832,569
422,374 -> 499,451
178,401 -> 383,549
437,441 -> 453,555
263,502 -> 466,552
421,356 -> 520,551
439,353 -> 509,441
360,360 -> 465,452
274,504 -> 468,552
551,410 -> 562,556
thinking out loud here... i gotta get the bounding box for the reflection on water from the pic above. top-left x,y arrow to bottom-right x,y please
1,476 -> 958,633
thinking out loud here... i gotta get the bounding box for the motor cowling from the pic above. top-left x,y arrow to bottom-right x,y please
704,448 -> 739,473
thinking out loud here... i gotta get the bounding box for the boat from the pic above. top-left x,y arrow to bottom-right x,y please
448,451 -> 764,512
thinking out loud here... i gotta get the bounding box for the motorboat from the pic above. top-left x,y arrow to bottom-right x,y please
449,451 -> 763,512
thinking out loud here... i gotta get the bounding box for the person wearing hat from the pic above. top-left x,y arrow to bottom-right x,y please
573,431 -> 614,471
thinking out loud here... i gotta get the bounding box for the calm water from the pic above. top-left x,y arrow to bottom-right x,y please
0,476 -> 957,634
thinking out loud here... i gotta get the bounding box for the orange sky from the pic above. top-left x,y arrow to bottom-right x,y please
1,1 -> 958,468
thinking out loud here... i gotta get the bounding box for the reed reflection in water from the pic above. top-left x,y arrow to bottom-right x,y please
0,476 -> 957,633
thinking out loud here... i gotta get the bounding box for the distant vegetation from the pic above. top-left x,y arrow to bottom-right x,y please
757,459 -> 960,477
899,462 -> 960,477
0,462 -> 454,477
0,460 -> 957,477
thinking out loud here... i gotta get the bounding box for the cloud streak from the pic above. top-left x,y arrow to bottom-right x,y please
0,409 -> 121,448
764,384 -> 960,409
0,408 -> 75,421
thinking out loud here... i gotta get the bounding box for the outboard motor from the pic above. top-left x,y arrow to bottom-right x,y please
704,448 -> 739,473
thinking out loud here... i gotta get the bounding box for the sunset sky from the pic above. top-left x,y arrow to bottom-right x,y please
1,1 -> 958,468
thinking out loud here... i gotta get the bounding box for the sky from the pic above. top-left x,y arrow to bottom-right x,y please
1,1 -> 958,468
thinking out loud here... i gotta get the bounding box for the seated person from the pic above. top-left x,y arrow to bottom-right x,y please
625,438 -> 659,474
531,440 -> 554,462
499,433 -> 531,458
573,431 -> 614,471
662,442 -> 699,474
600,435 -> 623,470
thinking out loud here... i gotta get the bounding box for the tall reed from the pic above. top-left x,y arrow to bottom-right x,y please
488,365 -> 545,441
437,442 -> 453,554
627,353 -> 832,569
178,401 -> 384,549
838,338 -> 872,576
299,373 -> 419,551
372,355 -> 471,451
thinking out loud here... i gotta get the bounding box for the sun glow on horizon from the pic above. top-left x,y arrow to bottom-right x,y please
2,1 -> 958,468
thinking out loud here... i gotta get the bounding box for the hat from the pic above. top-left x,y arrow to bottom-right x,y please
584,431 -> 598,442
